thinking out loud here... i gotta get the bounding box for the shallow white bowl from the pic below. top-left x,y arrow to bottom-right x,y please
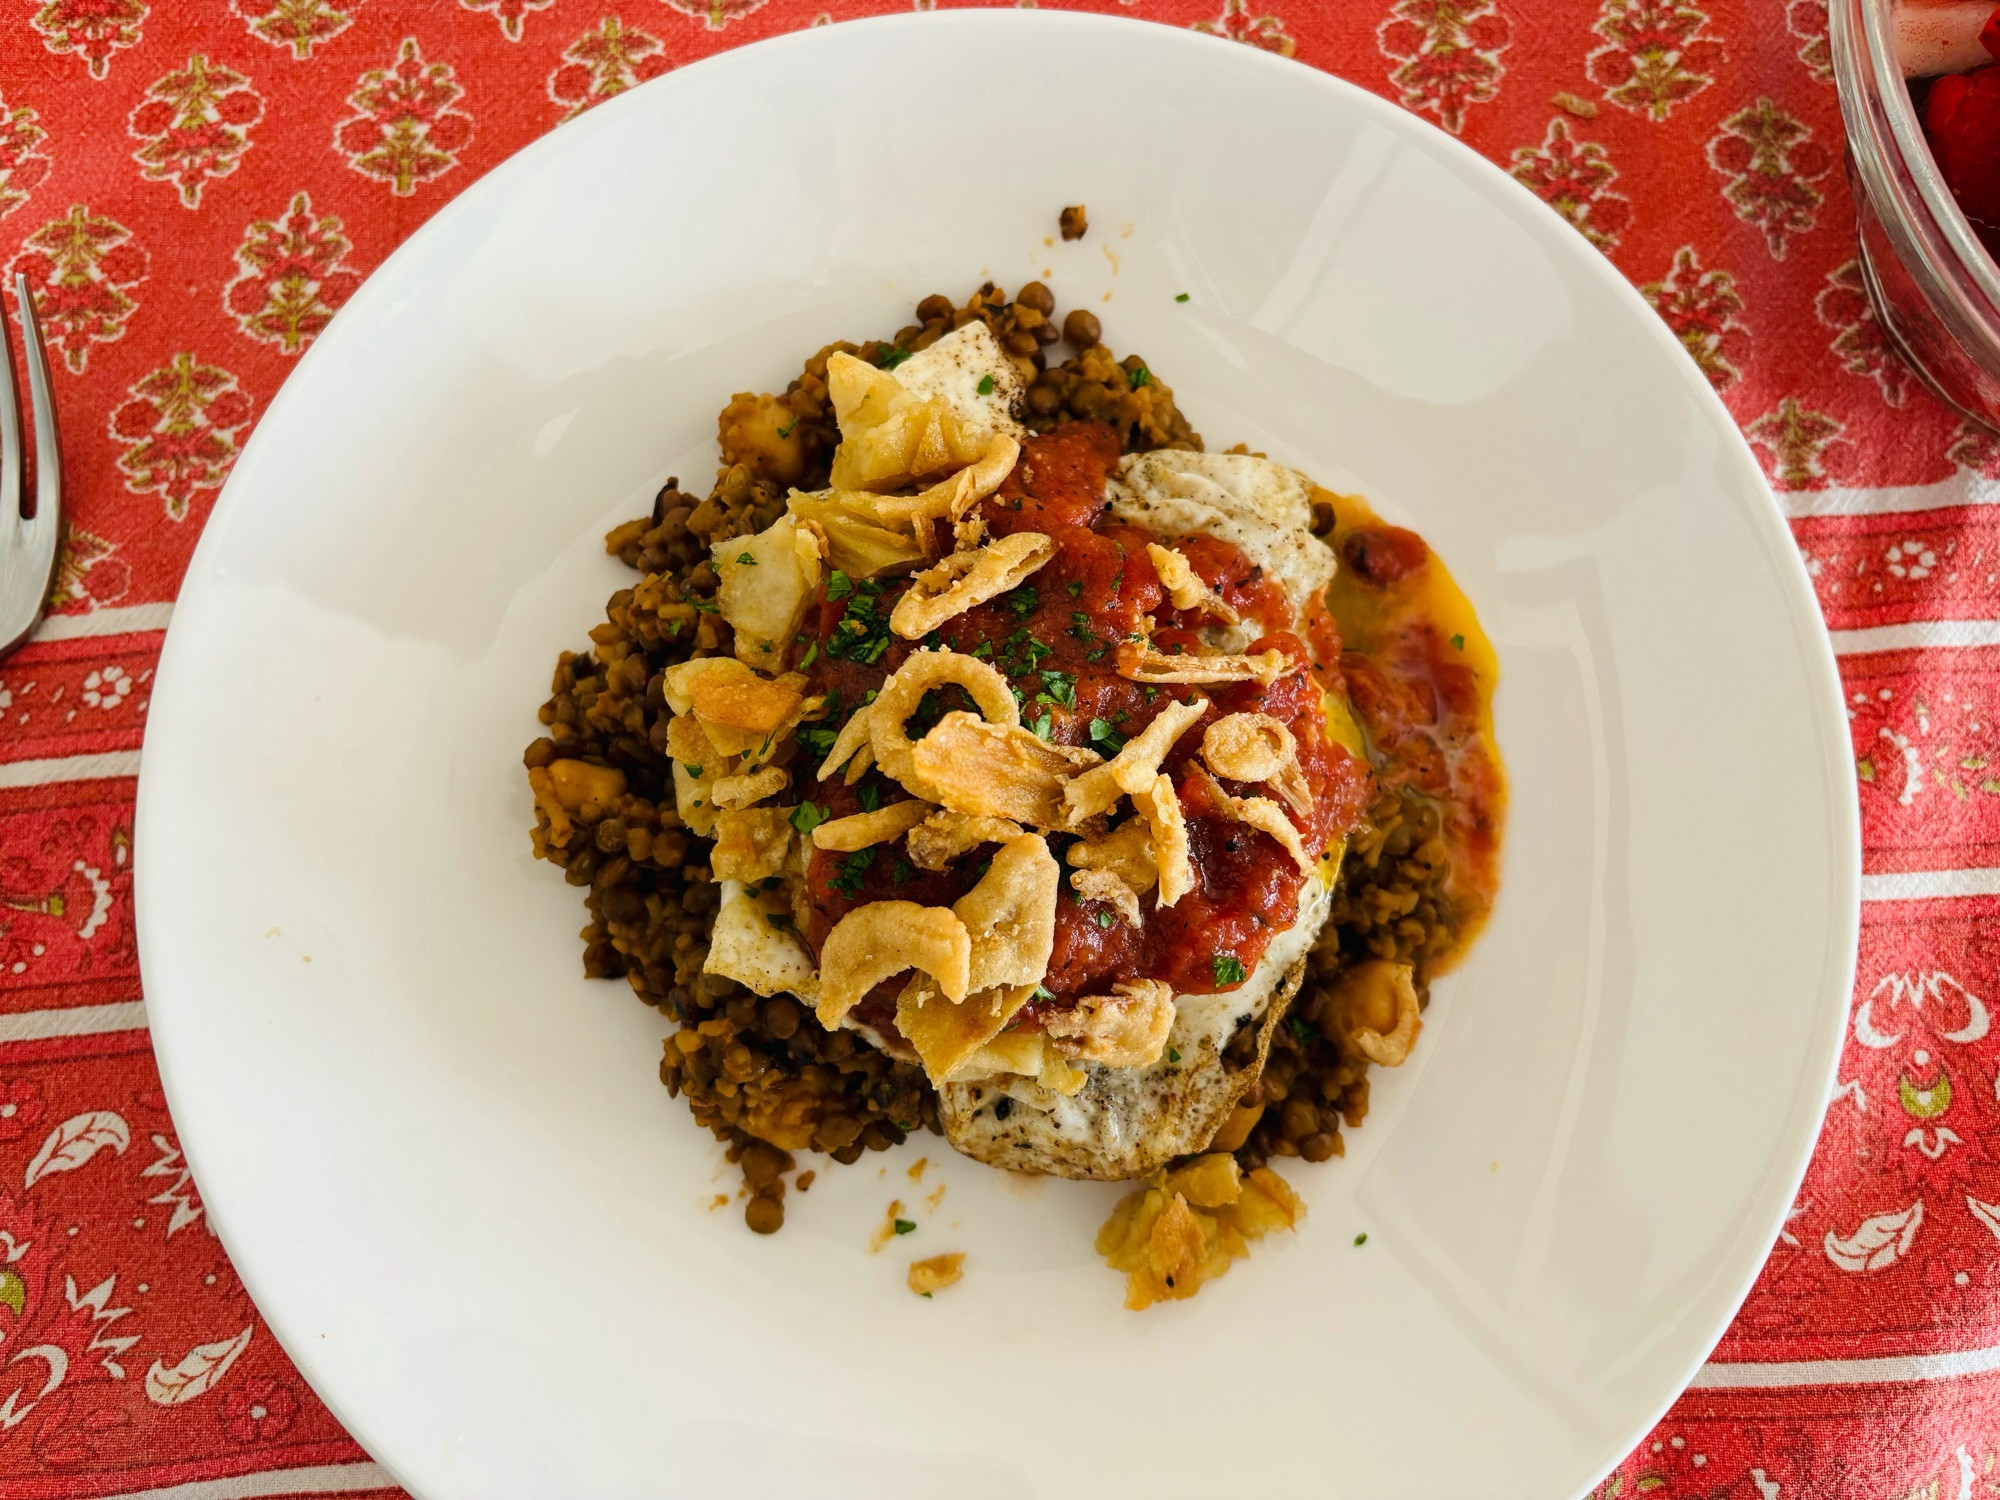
136,13 -> 1858,1498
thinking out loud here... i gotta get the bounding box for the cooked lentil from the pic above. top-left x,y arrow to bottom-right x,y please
527,282 -> 1479,1219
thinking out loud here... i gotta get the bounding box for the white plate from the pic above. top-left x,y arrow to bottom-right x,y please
136,13 -> 1858,1498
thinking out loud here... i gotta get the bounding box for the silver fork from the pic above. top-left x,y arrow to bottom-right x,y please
0,271 -> 60,661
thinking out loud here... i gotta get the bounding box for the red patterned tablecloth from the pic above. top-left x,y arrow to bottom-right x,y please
0,0 -> 1991,1494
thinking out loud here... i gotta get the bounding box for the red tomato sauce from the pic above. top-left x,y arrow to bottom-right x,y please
788,422 -> 1371,1033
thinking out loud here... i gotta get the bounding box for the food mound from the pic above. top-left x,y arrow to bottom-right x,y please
525,282 -> 1504,1304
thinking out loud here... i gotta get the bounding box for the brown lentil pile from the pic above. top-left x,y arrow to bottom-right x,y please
525,282 -> 1466,1224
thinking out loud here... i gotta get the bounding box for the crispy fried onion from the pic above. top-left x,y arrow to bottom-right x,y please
710,808 -> 796,883
868,649 -> 1020,795
955,1030 -> 1088,1094
1146,542 -> 1239,624
815,702 -> 875,783
896,979 -> 1036,1082
1043,979 -> 1177,1068
665,657 -> 809,755
810,798 -> 934,852
1187,763 -> 1313,875
912,712 -> 1101,826
1063,695 -> 1208,825
1332,959 -> 1423,1066
1116,642 -> 1289,687
1203,712 -> 1312,817
1067,818 -> 1159,892
890,530 -> 1054,639
826,351 -> 992,492
861,436 -> 1020,531
664,716 -> 728,837
1131,773 -> 1193,907
954,833 -> 1060,992
1070,867 -> 1142,927
907,809 -> 1025,871
815,901 -> 971,1028
711,765 -> 788,810
704,891 -> 817,1000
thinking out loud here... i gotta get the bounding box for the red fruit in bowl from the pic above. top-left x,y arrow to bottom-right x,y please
1927,63 -> 2000,232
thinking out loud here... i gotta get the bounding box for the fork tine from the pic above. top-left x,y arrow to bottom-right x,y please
0,272 -> 20,529
14,272 -> 59,541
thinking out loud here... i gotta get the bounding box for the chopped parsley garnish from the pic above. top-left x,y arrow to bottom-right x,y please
1212,953 -> 1247,985
776,418 -> 797,439
1088,718 -> 1125,755
1451,633 -> 1466,651
893,1218 -> 917,1235
691,599 -> 717,613
1353,1233 -> 1368,1247
973,856 -> 992,878
826,570 -> 854,601
1005,584 -> 1040,619
892,858 -> 916,886
1094,908 -> 1114,930
831,847 -> 877,897
736,552 -> 757,566
825,576 -> 892,664
1085,647 -> 1108,663
767,912 -> 793,930
857,782 -> 882,812
1067,579 -> 1083,599
1167,1047 -> 1182,1063
1174,292 -> 1190,303
790,801 -> 828,834
682,763 -> 703,779
1067,610 -> 1099,646
876,347 -> 912,370
976,373 -> 995,395
1036,669 -> 1076,709
971,640 -> 993,660
798,640 -> 819,669
1033,984 -> 1056,1002
1289,1016 -> 1322,1044
667,618 -> 684,636
1028,711 -> 1052,741
1128,365 -> 1152,388
1002,626 -> 1054,676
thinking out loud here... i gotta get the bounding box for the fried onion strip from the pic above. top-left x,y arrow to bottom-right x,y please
1131,773 -> 1193,908
911,712 -> 1099,827
810,798 -> 935,852
890,530 -> 1054,639
1043,980 -> 1177,1068
1116,643 -> 1289,686
906,809 -> 1025,871
1146,542 -> 1239,624
1187,763 -> 1314,875
1063,695 -> 1208,825
1203,712 -> 1312,817
869,649 -> 1020,795
816,901 -> 971,1027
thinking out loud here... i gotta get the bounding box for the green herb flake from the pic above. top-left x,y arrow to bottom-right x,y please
1128,365 -> 1152,389
683,763 -> 704,779
1094,908 -> 1114,930
1174,292 -> 1190,303
976,374 -> 995,395
736,552 -> 757,566
790,801 -> 828,835
1032,984 -> 1056,1002
1037,669 -> 1076,709
799,640 -> 819,669
893,1218 -> 917,1235
1067,579 -> 1083,599
1451,633 -> 1466,651
1212,953 -> 1247,986
667,618 -> 684,636
856,783 -> 883,813
691,599 -> 717,613
826,570 -> 854,602
1088,718 -> 1125,755
1029,711 -> 1053,741
831,847 -> 877,897
971,640 -> 994,660
892,858 -> 916,886
1167,1047 -> 1182,1064
1006,585 -> 1041,620
776,418 -> 797,439
877,347 -> 912,370
1353,1233 -> 1368,1247
1289,1015 -> 1322,1044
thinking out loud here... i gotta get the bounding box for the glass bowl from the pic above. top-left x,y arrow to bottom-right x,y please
1834,0 -> 2000,430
